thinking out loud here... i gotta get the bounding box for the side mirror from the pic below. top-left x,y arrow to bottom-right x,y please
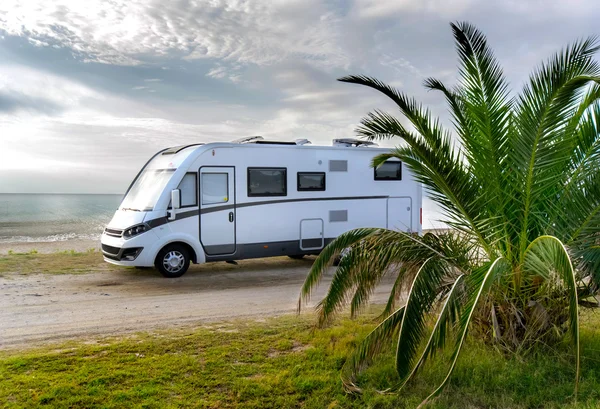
168,190 -> 181,221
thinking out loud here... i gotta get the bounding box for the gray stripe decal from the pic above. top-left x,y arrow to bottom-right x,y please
146,209 -> 199,228
146,195 -> 387,226
201,195 -> 387,215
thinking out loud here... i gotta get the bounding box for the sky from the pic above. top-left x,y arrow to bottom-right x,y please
0,0 -> 599,204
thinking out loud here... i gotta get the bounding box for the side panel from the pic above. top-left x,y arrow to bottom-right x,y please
300,218 -> 324,250
387,197 -> 413,232
200,167 -> 236,255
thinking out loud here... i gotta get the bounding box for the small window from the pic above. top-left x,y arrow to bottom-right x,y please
201,173 -> 229,205
298,172 -> 326,191
248,168 -> 287,197
178,173 -> 198,207
374,161 -> 402,180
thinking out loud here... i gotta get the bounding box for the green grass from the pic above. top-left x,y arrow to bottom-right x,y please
0,250 -> 119,276
1,311 -> 599,408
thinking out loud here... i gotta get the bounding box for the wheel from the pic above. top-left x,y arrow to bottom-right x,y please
332,256 -> 342,266
155,244 -> 190,278
288,254 -> 305,260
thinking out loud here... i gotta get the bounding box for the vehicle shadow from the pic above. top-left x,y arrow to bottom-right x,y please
95,256 -> 320,294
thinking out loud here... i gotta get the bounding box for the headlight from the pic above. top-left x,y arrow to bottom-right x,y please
123,224 -> 149,239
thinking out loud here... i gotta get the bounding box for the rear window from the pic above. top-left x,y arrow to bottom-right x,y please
298,172 -> 326,191
374,161 -> 402,180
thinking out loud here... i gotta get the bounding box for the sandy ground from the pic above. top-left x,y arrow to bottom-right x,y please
0,239 -> 101,255
0,256 -> 396,351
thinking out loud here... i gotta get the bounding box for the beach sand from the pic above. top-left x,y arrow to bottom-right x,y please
0,239 -> 100,255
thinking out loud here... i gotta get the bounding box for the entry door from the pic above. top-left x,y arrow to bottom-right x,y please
200,167 -> 236,255
387,197 -> 412,232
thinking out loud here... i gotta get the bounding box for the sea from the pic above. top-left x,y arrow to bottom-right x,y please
0,193 -> 123,243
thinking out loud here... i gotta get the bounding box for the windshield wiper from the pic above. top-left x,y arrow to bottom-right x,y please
121,207 -> 141,212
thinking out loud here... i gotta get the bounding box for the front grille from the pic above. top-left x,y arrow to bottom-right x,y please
101,244 -> 120,255
104,228 -> 123,238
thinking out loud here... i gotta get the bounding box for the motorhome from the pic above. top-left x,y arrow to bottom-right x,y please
101,137 -> 422,277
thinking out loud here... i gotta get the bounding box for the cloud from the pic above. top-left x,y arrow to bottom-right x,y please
352,0 -> 475,18
0,64 -> 103,111
0,91 -> 62,114
206,65 -> 243,83
0,0 -> 349,70
1,0 -> 600,197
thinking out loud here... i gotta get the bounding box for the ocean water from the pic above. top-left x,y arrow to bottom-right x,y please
0,194 -> 122,243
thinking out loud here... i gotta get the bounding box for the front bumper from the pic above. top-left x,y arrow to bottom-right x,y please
101,230 -> 157,267
101,244 -> 143,261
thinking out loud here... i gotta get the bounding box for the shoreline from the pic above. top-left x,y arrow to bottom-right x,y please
0,239 -> 101,255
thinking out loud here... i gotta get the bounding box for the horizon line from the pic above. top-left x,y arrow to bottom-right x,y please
0,192 -> 123,195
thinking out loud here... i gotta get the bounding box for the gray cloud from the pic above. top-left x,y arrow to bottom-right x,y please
0,91 -> 62,114
0,0 -> 349,70
0,0 -> 599,196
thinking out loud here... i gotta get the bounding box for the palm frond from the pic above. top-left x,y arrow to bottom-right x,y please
418,257 -> 509,408
511,37 -> 600,253
522,236 -> 580,393
341,306 -> 406,393
398,274 -> 467,390
395,258 -> 447,379
298,228 -> 379,312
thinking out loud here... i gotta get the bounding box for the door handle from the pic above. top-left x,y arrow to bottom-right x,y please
229,212 -> 234,222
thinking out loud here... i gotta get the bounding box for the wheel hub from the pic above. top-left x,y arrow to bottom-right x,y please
163,251 -> 184,273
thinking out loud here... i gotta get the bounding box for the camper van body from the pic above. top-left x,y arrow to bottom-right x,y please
101,139 -> 422,277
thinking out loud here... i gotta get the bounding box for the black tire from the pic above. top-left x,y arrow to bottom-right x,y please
155,244 -> 190,278
288,254 -> 305,260
332,256 -> 342,267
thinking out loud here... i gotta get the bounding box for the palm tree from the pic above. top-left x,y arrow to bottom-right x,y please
299,22 -> 600,405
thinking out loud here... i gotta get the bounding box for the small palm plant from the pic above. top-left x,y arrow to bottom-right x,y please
299,22 -> 600,405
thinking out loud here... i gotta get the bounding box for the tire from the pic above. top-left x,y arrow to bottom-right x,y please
288,254 -> 305,260
332,256 -> 342,266
155,244 -> 190,278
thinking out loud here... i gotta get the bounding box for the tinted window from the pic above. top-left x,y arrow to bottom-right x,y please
248,168 -> 287,196
178,173 -> 198,207
374,161 -> 402,180
298,172 -> 326,191
201,173 -> 228,205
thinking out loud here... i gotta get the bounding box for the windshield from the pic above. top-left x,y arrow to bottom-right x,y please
120,169 -> 175,211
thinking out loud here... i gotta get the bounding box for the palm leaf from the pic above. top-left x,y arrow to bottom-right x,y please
341,306 -> 406,392
398,274 -> 467,390
522,236 -> 580,393
395,258 -> 447,379
418,257 -> 509,408
298,228 -> 379,312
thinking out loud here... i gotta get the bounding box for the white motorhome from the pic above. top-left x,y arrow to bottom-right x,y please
101,137 -> 422,277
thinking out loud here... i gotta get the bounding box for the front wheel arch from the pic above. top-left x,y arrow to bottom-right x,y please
155,243 -> 191,278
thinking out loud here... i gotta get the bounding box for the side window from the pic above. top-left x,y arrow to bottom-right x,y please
248,168 -> 287,197
201,173 -> 229,205
178,173 -> 198,207
298,172 -> 326,191
374,161 -> 402,181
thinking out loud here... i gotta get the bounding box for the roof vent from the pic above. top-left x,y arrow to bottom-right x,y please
332,138 -> 378,147
232,136 -> 312,146
232,135 -> 264,144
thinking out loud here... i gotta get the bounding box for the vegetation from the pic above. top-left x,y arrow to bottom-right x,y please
1,311 -> 600,408
0,249 -> 117,276
300,22 -> 600,405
